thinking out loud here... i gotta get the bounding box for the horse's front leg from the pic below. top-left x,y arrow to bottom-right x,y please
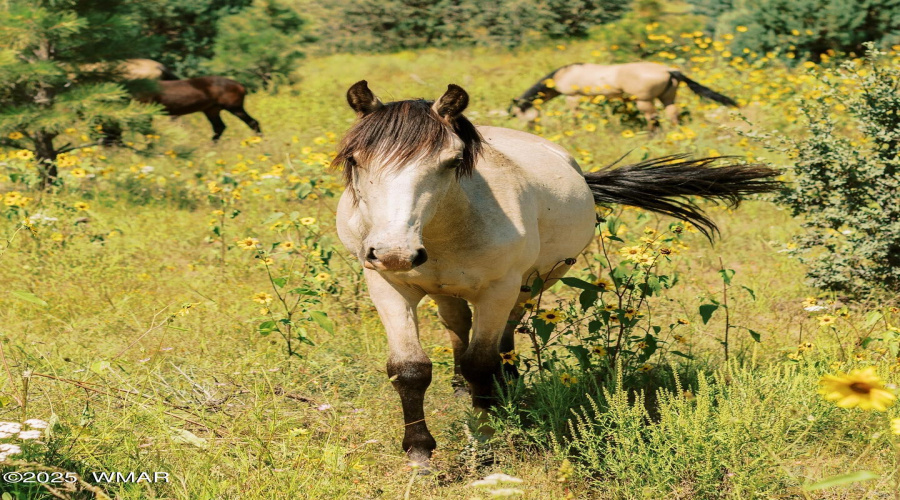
460,274 -> 522,428
364,270 -> 434,468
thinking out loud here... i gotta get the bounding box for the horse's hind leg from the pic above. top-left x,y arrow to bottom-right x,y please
660,87 -> 679,126
636,99 -> 660,133
432,295 -> 472,396
500,305 -> 525,380
203,109 -> 226,142
227,106 -> 262,136
461,274 -> 522,432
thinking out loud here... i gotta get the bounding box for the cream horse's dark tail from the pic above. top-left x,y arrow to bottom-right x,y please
584,154 -> 781,240
669,71 -> 738,107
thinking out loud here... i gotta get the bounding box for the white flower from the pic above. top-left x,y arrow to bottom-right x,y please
18,430 -> 41,440
140,165 -> 155,173
24,419 -> 49,430
0,443 -> 22,455
804,305 -> 827,312
0,422 -> 21,434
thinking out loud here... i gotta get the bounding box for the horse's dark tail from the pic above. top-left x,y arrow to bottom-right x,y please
583,154 -> 781,240
669,71 -> 738,107
158,64 -> 179,81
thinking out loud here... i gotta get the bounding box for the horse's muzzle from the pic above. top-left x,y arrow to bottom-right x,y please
365,247 -> 428,271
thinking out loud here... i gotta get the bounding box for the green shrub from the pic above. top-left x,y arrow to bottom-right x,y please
333,0 -> 629,52
693,0 -> 900,61
204,0 -> 312,91
774,45 -> 900,295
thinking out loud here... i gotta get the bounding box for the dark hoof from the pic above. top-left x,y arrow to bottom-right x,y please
451,376 -> 470,397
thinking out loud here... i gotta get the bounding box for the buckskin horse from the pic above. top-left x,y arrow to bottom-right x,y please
137,76 -> 262,141
334,81 -> 778,470
509,62 -> 738,131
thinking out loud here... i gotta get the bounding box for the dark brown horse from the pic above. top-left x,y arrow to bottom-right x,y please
138,76 -> 261,141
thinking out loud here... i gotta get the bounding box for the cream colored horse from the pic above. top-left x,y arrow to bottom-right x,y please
510,62 -> 737,131
78,58 -> 178,81
334,80 -> 777,469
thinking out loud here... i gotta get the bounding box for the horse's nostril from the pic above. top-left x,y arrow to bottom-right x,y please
411,248 -> 428,268
366,247 -> 378,262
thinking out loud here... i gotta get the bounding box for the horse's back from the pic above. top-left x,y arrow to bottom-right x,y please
556,62 -> 674,100
475,126 -> 595,271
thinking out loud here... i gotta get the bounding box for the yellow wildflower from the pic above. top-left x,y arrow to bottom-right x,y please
500,351 -> 518,365
819,367 -> 895,411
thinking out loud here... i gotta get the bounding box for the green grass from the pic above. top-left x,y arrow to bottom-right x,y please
1,34 -> 898,499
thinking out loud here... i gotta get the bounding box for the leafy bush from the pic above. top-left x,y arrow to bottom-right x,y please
774,45 -> 900,295
334,0 -> 629,51
693,0 -> 900,61
204,0 -> 313,91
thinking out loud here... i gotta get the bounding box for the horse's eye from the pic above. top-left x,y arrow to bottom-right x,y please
446,156 -> 463,169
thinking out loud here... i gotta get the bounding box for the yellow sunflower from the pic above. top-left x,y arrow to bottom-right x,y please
559,373 -> 578,385
819,367 -> 896,411
252,292 -> 273,305
500,351 -> 518,365
237,237 -> 260,250
538,309 -> 565,324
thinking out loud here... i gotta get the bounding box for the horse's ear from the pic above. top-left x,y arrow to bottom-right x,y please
432,84 -> 469,120
347,80 -> 382,118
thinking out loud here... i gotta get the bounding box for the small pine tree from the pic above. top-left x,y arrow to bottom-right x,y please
0,0 -> 159,186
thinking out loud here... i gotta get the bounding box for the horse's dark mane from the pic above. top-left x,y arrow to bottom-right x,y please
512,64 -> 581,110
332,99 -> 483,187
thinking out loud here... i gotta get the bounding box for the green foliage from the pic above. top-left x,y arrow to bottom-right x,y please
706,0 -> 900,61
0,0 -> 158,184
559,364 -> 883,497
335,0 -> 629,51
774,45 -> 900,295
204,0 -> 312,91
131,0 -> 252,76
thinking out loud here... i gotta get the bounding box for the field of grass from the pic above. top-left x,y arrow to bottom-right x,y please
2,29 -> 900,499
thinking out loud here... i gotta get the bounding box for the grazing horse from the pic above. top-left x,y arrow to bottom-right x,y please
333,80 -> 779,469
509,62 -> 738,131
78,58 -> 179,81
136,76 -> 261,141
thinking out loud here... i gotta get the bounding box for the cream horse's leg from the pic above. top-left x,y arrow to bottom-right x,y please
460,274 -> 523,421
364,269 -> 435,467
636,99 -> 661,133
565,95 -> 581,123
660,86 -> 679,126
432,295 -> 471,396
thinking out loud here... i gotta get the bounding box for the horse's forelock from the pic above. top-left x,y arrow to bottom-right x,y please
332,99 -> 482,189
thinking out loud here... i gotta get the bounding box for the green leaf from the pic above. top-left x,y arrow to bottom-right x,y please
530,276 -> 544,297
670,350 -> 694,360
565,345 -> 591,370
718,268 -> 735,285
561,277 -> 602,291
12,290 -> 48,307
748,330 -> 762,342
699,304 -> 719,324
263,212 -> 285,225
309,310 -> 334,334
258,320 -> 277,336
272,277 -> 287,288
804,471 -> 878,491
579,289 -> 598,311
90,360 -> 110,374
288,287 -> 318,296
171,428 -> 209,449
741,285 -> 756,301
